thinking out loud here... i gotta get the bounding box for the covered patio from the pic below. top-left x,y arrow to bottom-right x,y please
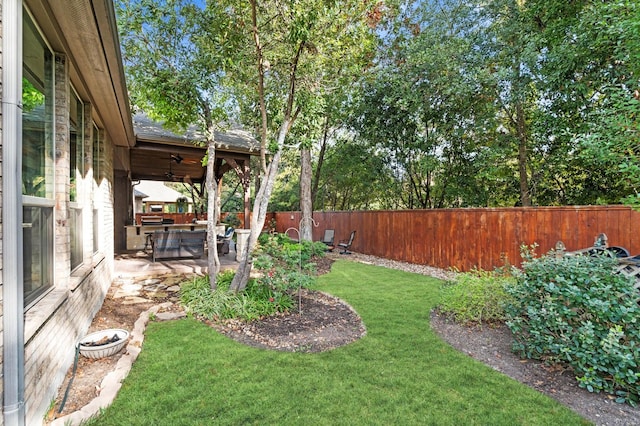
113,113 -> 260,252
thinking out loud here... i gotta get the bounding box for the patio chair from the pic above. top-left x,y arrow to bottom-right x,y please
338,230 -> 356,255
217,227 -> 235,255
321,229 -> 335,251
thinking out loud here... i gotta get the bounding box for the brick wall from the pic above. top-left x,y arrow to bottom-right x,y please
102,132 -> 115,271
53,53 -> 71,287
24,260 -> 111,424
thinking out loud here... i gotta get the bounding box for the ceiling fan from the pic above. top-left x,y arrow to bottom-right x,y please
165,153 -> 196,182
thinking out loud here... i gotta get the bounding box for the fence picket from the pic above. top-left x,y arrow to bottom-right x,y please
275,206 -> 640,272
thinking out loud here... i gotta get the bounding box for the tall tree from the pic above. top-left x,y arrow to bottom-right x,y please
348,0 -> 639,208
478,0 -> 548,206
480,0 -> 639,206
535,0 -> 640,205
353,0 -> 501,208
116,0 -> 238,289
316,137 -> 389,210
294,3 -> 381,241
203,0 -> 381,291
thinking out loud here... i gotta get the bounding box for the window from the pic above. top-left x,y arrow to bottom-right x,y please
70,89 -> 84,270
23,204 -> 54,306
22,9 -> 55,306
22,13 -> 54,199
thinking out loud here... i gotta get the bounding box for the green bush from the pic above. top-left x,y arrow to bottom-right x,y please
504,254 -> 640,404
179,232 -> 324,322
438,270 -> 516,325
222,213 -> 241,228
257,232 -> 327,268
253,233 -> 326,292
180,271 -> 293,321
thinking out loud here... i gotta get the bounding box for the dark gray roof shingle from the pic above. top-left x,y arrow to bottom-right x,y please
133,113 -> 260,154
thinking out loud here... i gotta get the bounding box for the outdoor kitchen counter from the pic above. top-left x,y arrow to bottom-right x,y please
125,224 -> 209,251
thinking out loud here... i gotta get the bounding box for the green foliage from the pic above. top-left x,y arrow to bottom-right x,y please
222,212 -> 241,229
258,232 -> 327,265
339,0 -> 640,208
315,138 -> 391,210
252,233 -> 326,293
438,270 -> 516,325
116,0 -> 233,131
504,254 -> 640,404
180,270 -> 292,321
352,1 -> 497,209
180,233 -> 325,321
117,0 -> 640,210
268,149 -> 303,211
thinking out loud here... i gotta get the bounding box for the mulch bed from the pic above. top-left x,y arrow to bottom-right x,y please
209,289 -> 366,353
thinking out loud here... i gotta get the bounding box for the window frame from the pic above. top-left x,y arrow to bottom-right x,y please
70,87 -> 84,271
22,8 -> 56,308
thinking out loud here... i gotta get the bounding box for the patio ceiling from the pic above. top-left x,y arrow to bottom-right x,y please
130,113 -> 260,183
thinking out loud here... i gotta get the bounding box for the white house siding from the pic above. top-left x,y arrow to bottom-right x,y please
1,3 -> 119,424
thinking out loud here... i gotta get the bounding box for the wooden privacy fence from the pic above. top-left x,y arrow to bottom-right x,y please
274,206 -> 640,272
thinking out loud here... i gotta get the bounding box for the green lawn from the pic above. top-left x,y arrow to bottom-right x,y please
90,260 -> 589,425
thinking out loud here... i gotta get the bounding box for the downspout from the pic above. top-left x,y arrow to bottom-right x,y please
2,1 -> 26,425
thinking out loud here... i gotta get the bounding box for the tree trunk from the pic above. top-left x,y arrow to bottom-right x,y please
311,117 -> 329,208
299,147 -> 313,241
231,1 -> 304,293
516,101 -> 531,206
230,146 -> 284,293
217,177 -> 224,224
205,139 -> 220,290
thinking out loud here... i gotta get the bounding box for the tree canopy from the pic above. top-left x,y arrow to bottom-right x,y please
117,0 -> 241,289
270,0 -> 640,210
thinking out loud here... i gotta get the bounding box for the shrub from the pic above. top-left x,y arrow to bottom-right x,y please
253,233 -> 326,292
438,270 -> 516,325
180,270 -> 293,321
257,232 -> 326,268
223,213 -> 241,228
179,232 -> 324,322
504,254 -> 640,404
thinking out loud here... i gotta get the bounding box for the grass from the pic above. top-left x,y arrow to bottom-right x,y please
88,260 -> 589,425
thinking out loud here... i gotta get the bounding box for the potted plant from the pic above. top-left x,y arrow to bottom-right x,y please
176,196 -> 188,213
